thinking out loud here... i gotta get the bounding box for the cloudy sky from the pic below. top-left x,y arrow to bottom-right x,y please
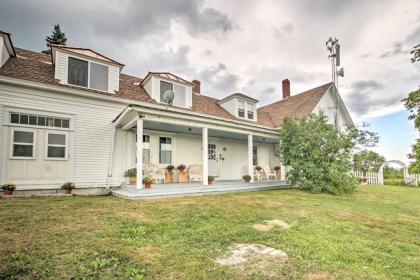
1,0 -> 419,163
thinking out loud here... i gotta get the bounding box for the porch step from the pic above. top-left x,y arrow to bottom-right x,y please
112,181 -> 291,200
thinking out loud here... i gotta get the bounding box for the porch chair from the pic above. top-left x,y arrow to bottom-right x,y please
188,164 -> 203,182
144,163 -> 165,184
263,166 -> 277,181
253,167 -> 263,181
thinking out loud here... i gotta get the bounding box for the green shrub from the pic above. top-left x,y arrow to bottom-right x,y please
125,168 -> 137,178
242,175 -> 251,181
61,182 -> 75,190
384,179 -> 406,186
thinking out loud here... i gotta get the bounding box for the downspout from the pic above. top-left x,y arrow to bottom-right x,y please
107,126 -> 117,189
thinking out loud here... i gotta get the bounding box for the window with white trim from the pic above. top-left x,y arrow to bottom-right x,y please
46,133 -> 67,159
143,135 -> 150,164
159,137 -> 172,164
253,146 -> 258,166
11,129 -> 35,159
68,57 -> 109,91
238,100 -> 245,118
247,103 -> 254,120
10,112 -> 70,128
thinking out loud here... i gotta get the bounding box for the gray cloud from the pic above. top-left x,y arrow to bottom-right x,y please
0,0 -> 233,51
195,63 -> 240,97
345,80 -> 402,115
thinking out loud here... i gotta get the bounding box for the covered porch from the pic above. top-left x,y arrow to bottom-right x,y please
113,106 -> 285,189
112,180 -> 290,200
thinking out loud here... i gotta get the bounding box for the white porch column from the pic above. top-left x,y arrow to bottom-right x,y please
136,117 -> 143,189
248,134 -> 254,183
202,127 -> 208,185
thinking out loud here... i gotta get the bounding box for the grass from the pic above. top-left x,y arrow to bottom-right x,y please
0,185 -> 419,279
383,179 -> 406,186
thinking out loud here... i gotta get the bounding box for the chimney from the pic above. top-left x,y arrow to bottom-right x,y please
282,79 -> 290,99
192,80 -> 201,94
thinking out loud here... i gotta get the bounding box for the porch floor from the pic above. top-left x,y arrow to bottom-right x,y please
112,180 -> 291,200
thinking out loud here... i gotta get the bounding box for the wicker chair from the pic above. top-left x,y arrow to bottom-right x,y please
144,163 -> 165,184
188,164 -> 203,182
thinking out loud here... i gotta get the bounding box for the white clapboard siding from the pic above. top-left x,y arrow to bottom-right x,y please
219,98 -> 236,117
108,65 -> 120,93
0,83 -> 126,188
54,50 -> 68,83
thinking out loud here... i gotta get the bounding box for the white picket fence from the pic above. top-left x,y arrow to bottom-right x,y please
354,171 -> 380,184
354,170 -> 420,186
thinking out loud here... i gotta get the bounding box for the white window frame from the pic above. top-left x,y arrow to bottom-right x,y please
142,134 -> 150,164
45,132 -> 68,161
159,136 -> 173,165
237,100 -> 245,118
10,128 -> 36,160
67,55 -> 109,92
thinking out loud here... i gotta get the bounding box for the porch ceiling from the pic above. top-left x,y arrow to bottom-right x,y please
141,121 -> 278,144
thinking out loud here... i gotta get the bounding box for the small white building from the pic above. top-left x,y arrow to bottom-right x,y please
0,29 -> 354,191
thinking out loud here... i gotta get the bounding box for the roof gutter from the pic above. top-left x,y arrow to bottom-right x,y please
0,76 -> 279,133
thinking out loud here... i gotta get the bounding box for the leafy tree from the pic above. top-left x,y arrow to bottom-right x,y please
402,44 -> 420,172
411,44 -> 420,63
277,114 -> 357,195
353,150 -> 385,177
42,24 -> 67,55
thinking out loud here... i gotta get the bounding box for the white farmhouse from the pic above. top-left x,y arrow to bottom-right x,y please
0,29 -> 354,191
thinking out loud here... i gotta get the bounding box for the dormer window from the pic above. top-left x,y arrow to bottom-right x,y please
68,57 -> 109,91
238,100 -> 245,117
247,103 -> 254,119
159,80 -> 186,107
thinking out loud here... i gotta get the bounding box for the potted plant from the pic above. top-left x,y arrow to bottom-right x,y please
177,164 -> 187,183
1,182 -> 16,195
242,175 -> 252,183
142,177 -> 153,189
125,168 -> 137,185
61,182 -> 75,194
255,166 -> 263,172
208,176 -> 215,185
165,165 -> 175,183
274,166 -> 281,180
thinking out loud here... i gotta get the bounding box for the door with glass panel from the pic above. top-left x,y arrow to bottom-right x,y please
208,143 -> 218,176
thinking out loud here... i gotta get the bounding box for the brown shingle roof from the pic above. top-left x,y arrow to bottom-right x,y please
0,47 -> 331,129
257,83 -> 332,127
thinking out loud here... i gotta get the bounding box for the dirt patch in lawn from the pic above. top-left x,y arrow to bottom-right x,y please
215,244 -> 289,278
252,219 -> 292,231
305,271 -> 335,280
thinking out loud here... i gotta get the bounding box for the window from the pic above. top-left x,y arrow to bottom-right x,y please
90,62 -> 108,91
247,103 -> 254,120
253,146 -> 258,166
238,100 -> 245,118
68,57 -> 88,87
67,57 -> 109,91
11,129 -> 35,159
143,135 -> 150,164
46,133 -> 67,159
160,81 -> 173,102
9,113 -> 70,129
159,137 -> 172,164
173,84 -> 186,107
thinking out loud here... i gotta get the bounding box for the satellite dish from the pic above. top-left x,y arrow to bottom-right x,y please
162,90 -> 174,105
337,68 -> 344,77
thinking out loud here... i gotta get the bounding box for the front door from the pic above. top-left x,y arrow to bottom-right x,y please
208,143 -> 218,176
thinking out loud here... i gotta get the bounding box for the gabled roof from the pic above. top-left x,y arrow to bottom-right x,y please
219,92 -> 259,103
51,45 -> 125,67
257,83 -> 333,127
0,47 -> 336,129
141,72 -> 194,86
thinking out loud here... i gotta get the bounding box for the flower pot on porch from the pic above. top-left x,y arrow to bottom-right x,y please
275,171 -> 281,181
178,170 -> 187,183
144,183 -> 152,189
3,189 -> 13,195
208,180 -> 214,185
129,176 -> 137,185
165,172 -> 174,184
64,189 -> 72,194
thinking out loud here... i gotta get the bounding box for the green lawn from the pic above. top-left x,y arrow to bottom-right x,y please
0,185 -> 419,280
